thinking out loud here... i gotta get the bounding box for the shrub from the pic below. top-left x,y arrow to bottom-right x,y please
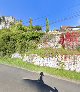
0,29 -> 44,56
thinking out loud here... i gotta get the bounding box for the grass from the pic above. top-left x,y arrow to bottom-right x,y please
0,57 -> 80,81
25,48 -> 80,57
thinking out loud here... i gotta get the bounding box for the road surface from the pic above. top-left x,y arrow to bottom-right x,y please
0,64 -> 80,92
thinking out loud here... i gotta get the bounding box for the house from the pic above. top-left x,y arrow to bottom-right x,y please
0,16 -> 16,30
60,26 -> 80,31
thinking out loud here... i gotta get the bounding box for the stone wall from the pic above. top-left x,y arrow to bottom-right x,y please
11,53 -> 80,72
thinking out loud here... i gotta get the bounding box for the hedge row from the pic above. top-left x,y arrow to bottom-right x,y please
0,29 -> 44,56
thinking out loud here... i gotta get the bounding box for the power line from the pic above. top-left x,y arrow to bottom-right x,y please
26,3 -> 80,27
42,10 -> 80,28
26,10 -> 80,28
31,3 -> 80,22
26,16 -> 47,24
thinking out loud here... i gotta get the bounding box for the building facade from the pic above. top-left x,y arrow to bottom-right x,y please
0,16 -> 16,29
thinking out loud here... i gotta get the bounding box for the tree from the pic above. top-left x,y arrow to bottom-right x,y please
59,32 -> 80,49
77,46 -> 80,52
29,18 -> 33,26
14,20 -> 23,30
2,16 -> 5,22
0,17 -> 2,25
46,18 -> 50,32
29,18 -> 33,31
33,25 -> 42,31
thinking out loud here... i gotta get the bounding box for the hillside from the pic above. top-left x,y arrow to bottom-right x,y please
0,16 -> 80,57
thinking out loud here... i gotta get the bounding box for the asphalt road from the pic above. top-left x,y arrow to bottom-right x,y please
0,64 -> 80,92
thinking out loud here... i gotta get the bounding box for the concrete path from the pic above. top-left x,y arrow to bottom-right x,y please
0,64 -> 80,92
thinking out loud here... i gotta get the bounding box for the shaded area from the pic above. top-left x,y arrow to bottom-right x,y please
23,72 -> 58,92
23,79 -> 58,92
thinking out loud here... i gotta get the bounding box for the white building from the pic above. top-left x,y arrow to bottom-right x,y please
0,16 -> 16,29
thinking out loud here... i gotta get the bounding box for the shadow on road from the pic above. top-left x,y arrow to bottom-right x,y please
23,72 -> 58,92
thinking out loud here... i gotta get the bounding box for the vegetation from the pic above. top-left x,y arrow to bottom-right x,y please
59,31 -> 80,49
0,17 -> 80,81
0,29 -> 44,56
0,18 -> 44,57
46,18 -> 50,32
40,33 -> 54,42
0,57 -> 80,81
25,48 -> 80,57
0,26 -> 79,57
77,46 -> 80,52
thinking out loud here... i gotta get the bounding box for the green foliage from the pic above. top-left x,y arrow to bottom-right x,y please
0,32 -> 17,56
9,18 -> 42,32
33,25 -> 42,31
0,29 -> 44,56
14,20 -> 23,30
46,18 -> 50,32
40,33 -> 54,42
26,31 -> 44,41
0,17 -> 2,24
26,25 -> 42,32
29,18 -> 33,27
77,46 -> 80,52
25,47 -> 80,57
29,18 -> 33,31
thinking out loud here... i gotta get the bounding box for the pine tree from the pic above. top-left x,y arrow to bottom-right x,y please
46,18 -> 50,32
29,18 -> 33,26
29,18 -> 33,31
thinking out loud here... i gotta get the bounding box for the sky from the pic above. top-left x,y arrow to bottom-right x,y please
0,0 -> 80,30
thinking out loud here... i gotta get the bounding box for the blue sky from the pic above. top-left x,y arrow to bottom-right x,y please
0,0 -> 80,30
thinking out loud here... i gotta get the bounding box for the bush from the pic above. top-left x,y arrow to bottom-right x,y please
77,46 -> 80,52
0,29 -> 44,56
0,32 -> 17,56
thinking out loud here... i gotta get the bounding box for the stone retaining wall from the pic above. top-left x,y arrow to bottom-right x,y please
11,53 -> 80,72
